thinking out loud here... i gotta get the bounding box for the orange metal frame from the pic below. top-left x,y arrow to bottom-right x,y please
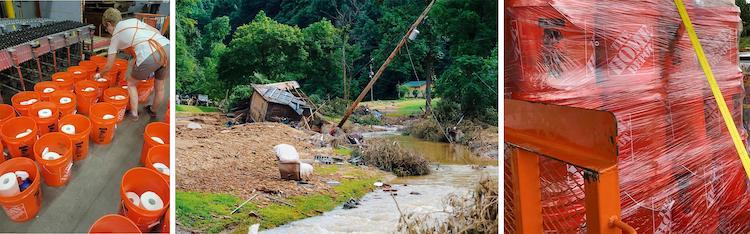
505,99 -> 635,233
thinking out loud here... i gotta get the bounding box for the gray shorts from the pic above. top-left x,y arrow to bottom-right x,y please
126,44 -> 170,81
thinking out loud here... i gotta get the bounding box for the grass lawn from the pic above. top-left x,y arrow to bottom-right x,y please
361,98 -> 440,117
176,105 -> 220,113
741,37 -> 750,50
176,164 -> 382,233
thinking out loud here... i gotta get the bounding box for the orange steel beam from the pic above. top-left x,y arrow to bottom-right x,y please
509,147 -> 542,233
505,99 -> 618,171
584,166 -> 623,234
505,99 -> 628,232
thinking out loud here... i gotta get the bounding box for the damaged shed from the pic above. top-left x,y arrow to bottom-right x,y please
249,81 -> 315,123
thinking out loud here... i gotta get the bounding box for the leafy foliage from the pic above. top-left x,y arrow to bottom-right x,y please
177,0 -> 498,123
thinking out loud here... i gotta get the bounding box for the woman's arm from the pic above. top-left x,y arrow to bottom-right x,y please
99,34 -> 121,76
100,54 -> 117,76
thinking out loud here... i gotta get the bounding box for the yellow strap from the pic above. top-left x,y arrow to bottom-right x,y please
674,0 -> 750,180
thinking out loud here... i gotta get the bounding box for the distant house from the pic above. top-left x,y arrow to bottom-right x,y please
402,81 -> 428,98
249,81 -> 314,122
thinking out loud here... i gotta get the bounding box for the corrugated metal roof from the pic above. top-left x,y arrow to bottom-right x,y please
252,83 -> 310,115
403,80 -> 426,87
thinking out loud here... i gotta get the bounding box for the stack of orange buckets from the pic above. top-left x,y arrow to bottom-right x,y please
0,54 -> 170,233
506,0 -> 749,232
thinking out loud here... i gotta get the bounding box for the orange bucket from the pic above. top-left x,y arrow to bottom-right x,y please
33,132 -> 73,187
79,60 -> 99,73
89,103 -> 118,144
93,77 -> 110,98
0,104 -> 17,126
74,80 -> 99,116
119,167 -> 170,232
58,114 -> 91,161
33,82 -> 59,101
136,79 -> 154,103
51,72 -> 74,91
102,87 -> 129,122
0,157 -> 42,222
145,145 -> 169,182
0,117 -> 38,158
67,66 -> 93,82
11,92 -> 41,117
29,102 -> 59,136
89,214 -> 142,233
114,59 -> 129,84
90,56 -> 107,66
50,91 -> 77,117
141,122 -> 169,164
160,209 -> 169,233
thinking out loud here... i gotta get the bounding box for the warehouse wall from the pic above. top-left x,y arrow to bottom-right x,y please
40,1 -> 83,22
132,0 -> 169,16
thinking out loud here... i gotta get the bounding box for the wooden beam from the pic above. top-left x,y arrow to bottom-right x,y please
336,0 -> 436,129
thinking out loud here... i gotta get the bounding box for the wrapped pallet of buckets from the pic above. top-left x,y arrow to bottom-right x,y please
506,0 -> 749,232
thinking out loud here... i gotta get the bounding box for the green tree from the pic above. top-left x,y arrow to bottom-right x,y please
201,16 -> 231,56
218,11 -> 308,88
300,20 -> 344,97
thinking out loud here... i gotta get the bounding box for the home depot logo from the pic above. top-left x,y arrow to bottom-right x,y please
703,98 -> 721,139
607,25 -> 654,76
685,27 -> 736,67
2,204 -> 27,221
654,199 -> 675,234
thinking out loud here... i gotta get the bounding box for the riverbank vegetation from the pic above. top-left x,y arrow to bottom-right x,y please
398,175 -> 498,233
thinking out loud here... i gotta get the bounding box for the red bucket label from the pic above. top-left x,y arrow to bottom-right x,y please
2,203 -> 27,220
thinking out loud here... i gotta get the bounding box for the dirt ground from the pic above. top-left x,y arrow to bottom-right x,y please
176,113 -> 352,204
467,126 -> 499,159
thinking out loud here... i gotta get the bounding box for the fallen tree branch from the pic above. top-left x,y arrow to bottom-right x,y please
230,191 -> 258,215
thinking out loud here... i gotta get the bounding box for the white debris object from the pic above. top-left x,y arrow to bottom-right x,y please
299,163 -> 313,179
96,78 -> 107,82
103,114 -> 115,120
273,144 -> 300,163
374,182 -> 384,187
186,122 -> 202,129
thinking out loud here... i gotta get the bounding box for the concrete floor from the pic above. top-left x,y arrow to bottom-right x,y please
0,79 -> 169,232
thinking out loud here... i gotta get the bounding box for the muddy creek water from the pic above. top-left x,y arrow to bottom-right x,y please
263,135 -> 498,233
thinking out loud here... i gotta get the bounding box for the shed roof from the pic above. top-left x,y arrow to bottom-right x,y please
252,82 -> 310,115
403,81 -> 426,87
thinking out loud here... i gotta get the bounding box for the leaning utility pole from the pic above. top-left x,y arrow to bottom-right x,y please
336,0 -> 436,128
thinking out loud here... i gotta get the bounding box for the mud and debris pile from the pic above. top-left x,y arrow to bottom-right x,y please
176,119 -> 338,203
